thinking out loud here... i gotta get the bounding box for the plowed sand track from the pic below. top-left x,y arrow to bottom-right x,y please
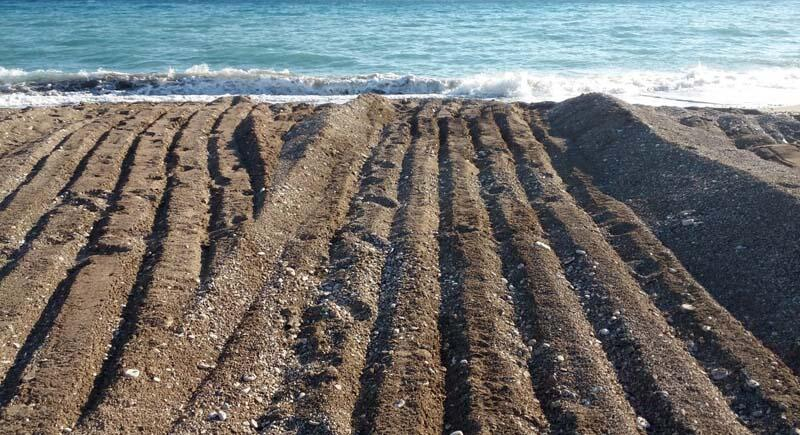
0,95 -> 798,435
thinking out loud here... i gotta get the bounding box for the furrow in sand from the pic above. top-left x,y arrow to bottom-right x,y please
348,101 -> 446,435
80,95 -> 392,434
461,103 -> 641,434
77,106 -> 202,420
0,106 -> 93,158
170,95 -> 395,433
72,99 -> 231,433
0,109 -> 133,269
506,107 -> 750,434
435,104 -> 548,434
559,167 -> 800,433
273,102 -> 417,433
202,99 -> 256,288
197,99 -> 256,305
0,108 -> 162,390
0,117 -> 94,204
7,106 -> 195,431
0,107 -> 170,432
235,104 -> 284,215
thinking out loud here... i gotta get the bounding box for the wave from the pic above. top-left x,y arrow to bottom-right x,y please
2,64 -> 800,108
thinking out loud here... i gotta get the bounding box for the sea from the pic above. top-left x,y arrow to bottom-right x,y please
1,0 -> 799,107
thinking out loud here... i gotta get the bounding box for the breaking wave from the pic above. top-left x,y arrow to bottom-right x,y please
2,64 -> 800,108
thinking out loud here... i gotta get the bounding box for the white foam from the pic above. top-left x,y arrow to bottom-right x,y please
2,64 -> 800,108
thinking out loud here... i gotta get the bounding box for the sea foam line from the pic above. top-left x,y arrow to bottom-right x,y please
2,64 -> 800,108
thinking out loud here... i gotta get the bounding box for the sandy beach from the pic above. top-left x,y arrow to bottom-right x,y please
0,95 -> 799,434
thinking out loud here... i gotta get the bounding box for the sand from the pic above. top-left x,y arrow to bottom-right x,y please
0,94 -> 798,434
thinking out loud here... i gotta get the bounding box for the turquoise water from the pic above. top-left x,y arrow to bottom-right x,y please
1,0 -> 800,106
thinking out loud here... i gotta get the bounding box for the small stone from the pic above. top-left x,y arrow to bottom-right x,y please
450,431 -> 464,435
334,384 -> 342,391
123,368 -> 140,379
257,251 -> 266,256
241,373 -> 257,382
636,416 -> 650,430
575,249 -> 587,255
535,241 -> 552,251
394,399 -> 405,408
680,303 -> 696,312
250,419 -> 259,429
702,325 -> 712,332
197,361 -> 216,370
208,410 -> 228,421
152,376 -> 161,383
710,368 -> 729,381
668,268 -> 677,273
459,359 -> 469,366
285,267 -> 296,276
681,218 -> 695,226
599,328 -> 610,336
556,355 -> 565,362
746,379 -> 760,389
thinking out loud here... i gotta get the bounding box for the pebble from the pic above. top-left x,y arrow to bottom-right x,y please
535,241 -> 552,251
680,303 -> 696,312
450,432 -> 464,435
668,268 -> 677,273
285,267 -> 296,276
746,379 -> 760,389
555,355 -> 565,362
710,368 -> 729,381
681,218 -> 695,226
257,251 -> 266,256
599,328 -> 610,336
394,399 -> 405,408
702,325 -> 712,332
197,361 -> 217,370
208,410 -> 228,422
575,249 -> 587,255
636,416 -> 650,430
123,368 -> 140,379
241,373 -> 257,382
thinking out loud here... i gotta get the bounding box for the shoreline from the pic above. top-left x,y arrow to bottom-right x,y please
0,92 -> 798,113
